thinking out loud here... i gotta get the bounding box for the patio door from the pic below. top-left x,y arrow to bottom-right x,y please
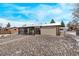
29,27 -> 35,35
19,28 -> 25,34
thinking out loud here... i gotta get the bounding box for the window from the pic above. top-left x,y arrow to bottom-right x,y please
14,29 -> 16,30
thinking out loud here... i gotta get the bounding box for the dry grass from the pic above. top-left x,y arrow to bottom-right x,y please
0,34 -> 78,56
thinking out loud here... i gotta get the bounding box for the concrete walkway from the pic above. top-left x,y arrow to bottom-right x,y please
65,31 -> 76,36
65,31 -> 79,52
65,31 -> 79,41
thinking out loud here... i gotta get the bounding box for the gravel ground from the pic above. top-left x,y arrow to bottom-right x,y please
0,34 -> 79,56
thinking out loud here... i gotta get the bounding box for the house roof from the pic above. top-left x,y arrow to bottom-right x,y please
0,27 -> 18,29
41,23 -> 61,26
22,23 -> 61,27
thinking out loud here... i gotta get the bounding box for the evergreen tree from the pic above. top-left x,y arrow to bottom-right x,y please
6,23 -> 11,28
61,20 -> 65,27
50,19 -> 55,23
0,23 -> 2,29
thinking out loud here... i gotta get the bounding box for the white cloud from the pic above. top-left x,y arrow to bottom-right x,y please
49,8 -> 62,14
0,3 -> 74,26
0,18 -> 36,27
2,4 -> 63,22
16,4 -> 73,24
26,4 -> 63,22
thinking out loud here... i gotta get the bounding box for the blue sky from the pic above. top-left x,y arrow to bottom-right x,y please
0,3 -> 75,27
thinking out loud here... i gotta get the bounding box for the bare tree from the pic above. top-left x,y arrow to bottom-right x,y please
72,4 -> 79,25
67,4 -> 79,28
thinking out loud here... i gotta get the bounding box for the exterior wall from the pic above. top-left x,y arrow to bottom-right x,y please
10,28 -> 18,34
60,27 -> 65,30
0,28 -> 18,34
0,29 -> 11,34
35,27 -> 41,34
41,26 -> 60,36
59,27 -> 65,36
41,26 -> 57,36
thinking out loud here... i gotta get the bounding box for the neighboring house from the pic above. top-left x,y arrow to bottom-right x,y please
68,25 -> 77,31
0,27 -> 18,34
67,19 -> 79,31
18,23 -> 61,36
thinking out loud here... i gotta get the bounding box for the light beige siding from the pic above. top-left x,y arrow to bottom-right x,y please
41,27 -> 56,36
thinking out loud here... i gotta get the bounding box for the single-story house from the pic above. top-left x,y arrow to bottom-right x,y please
0,27 -> 18,34
18,23 -> 61,36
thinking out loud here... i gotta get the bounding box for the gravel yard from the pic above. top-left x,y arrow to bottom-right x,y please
0,34 -> 79,56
